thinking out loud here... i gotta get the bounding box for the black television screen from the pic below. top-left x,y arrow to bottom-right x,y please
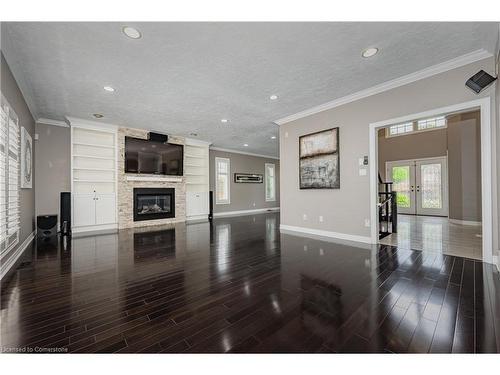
125,137 -> 183,176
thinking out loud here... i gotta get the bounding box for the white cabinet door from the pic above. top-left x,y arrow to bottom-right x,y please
186,191 -> 208,217
73,194 -> 96,227
95,194 -> 116,225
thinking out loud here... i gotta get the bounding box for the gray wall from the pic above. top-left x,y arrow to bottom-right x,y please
378,127 -> 448,180
34,122 -> 71,216
209,149 -> 280,213
447,112 -> 482,222
0,52 -> 36,273
280,57 -> 498,252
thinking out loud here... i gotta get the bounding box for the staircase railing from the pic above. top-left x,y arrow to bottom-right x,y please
378,173 -> 397,239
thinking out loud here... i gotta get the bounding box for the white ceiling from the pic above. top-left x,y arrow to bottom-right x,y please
1,22 -> 497,157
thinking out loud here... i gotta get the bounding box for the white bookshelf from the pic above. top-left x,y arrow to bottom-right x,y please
70,118 -> 118,233
184,139 -> 210,221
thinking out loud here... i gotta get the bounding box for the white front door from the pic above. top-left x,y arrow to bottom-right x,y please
386,160 -> 416,215
415,158 -> 448,216
386,157 -> 448,217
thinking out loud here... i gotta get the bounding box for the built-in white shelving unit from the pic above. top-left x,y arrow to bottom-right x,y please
184,139 -> 210,221
69,118 -> 118,233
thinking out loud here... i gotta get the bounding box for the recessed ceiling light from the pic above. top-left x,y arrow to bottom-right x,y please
221,119 -> 228,123
103,86 -> 115,92
122,26 -> 142,39
93,114 -> 104,119
362,47 -> 378,58
243,143 -> 249,147
269,94 -> 278,100
271,136 -> 276,139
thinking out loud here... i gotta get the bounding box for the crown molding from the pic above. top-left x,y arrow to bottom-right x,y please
210,147 -> 279,160
35,118 -> 69,128
274,49 -> 493,126
185,137 -> 213,147
65,116 -> 120,130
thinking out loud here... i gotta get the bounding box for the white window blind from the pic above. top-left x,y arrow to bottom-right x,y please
215,157 -> 230,204
0,94 -> 20,253
265,163 -> 276,202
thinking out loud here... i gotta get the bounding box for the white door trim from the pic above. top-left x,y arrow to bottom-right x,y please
369,97 -> 493,264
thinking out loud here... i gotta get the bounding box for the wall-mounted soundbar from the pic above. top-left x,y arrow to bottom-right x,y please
148,132 -> 168,143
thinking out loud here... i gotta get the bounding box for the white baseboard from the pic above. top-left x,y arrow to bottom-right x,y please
449,219 -> 482,226
72,223 -> 118,236
279,224 -> 373,245
186,214 -> 209,222
213,207 -> 280,218
0,230 -> 36,280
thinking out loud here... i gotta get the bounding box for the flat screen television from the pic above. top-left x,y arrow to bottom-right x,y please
125,137 -> 183,176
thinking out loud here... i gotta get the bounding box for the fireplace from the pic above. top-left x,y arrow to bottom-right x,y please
133,188 -> 175,221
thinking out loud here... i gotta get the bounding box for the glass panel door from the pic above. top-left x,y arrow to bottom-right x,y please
416,157 -> 448,216
386,161 -> 415,215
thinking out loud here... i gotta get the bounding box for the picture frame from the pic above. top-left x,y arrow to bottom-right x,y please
21,126 -> 33,189
234,173 -> 263,183
299,127 -> 340,189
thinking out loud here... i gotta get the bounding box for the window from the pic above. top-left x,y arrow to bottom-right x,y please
265,163 -> 276,202
388,122 -> 414,136
417,116 -> 446,130
0,94 -> 20,253
215,157 -> 230,204
387,116 -> 447,138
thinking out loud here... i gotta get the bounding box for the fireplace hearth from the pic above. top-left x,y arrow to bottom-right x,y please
133,188 -> 175,221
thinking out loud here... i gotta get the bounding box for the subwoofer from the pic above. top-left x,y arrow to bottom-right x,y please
37,215 -> 57,239
60,192 -> 71,236
208,191 -> 214,221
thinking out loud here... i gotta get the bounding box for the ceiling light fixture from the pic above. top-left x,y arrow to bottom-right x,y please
221,119 -> 228,123
243,143 -> 249,147
269,94 -> 278,100
103,86 -> 115,92
362,47 -> 378,58
93,114 -> 104,119
271,136 -> 276,139
122,26 -> 142,39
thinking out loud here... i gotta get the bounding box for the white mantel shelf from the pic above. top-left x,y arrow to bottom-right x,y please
125,175 -> 183,183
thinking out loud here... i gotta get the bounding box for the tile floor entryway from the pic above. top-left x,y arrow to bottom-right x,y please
379,215 -> 482,260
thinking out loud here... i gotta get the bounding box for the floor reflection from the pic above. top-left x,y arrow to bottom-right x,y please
0,212 -> 498,353
380,214 -> 483,260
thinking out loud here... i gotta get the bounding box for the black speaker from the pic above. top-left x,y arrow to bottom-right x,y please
60,192 -> 71,236
465,70 -> 497,94
148,132 -> 168,143
208,191 -> 214,221
37,215 -> 57,239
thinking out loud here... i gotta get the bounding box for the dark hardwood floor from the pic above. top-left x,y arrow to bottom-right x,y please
1,212 -> 499,353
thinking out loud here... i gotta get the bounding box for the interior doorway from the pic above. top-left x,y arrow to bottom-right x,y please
386,156 -> 448,217
370,100 -> 490,261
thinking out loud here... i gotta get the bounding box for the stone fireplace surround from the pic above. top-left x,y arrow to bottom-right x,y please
118,127 -> 186,229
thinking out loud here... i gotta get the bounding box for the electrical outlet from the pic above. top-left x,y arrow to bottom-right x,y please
253,202 -> 256,207
319,215 -> 324,222
364,219 -> 370,227
285,132 -> 289,138
303,245 -> 308,252
303,214 -> 307,221
319,248 -> 324,256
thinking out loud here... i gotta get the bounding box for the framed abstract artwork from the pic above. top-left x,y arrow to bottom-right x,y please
21,126 -> 33,189
299,127 -> 339,189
